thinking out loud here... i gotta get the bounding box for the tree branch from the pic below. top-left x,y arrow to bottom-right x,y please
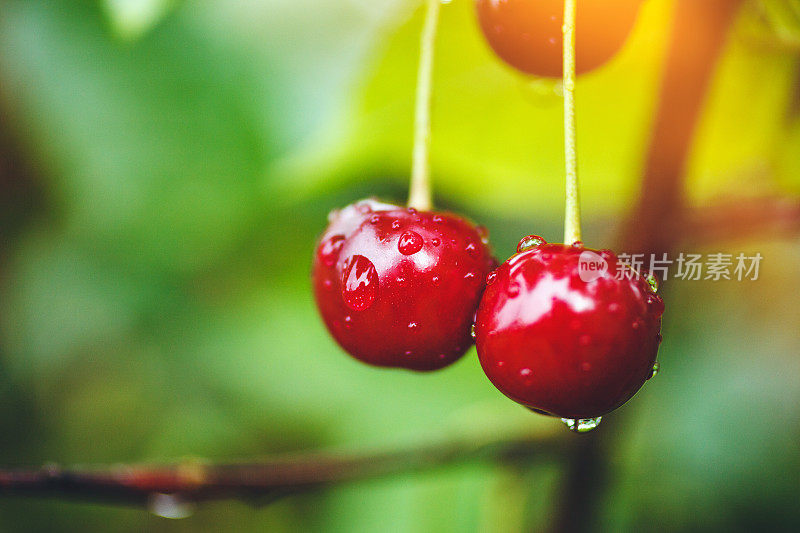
0,428 -> 567,509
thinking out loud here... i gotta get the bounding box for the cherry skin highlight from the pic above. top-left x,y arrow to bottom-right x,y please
312,198 -> 495,371
475,0 -> 643,77
475,238 -> 663,419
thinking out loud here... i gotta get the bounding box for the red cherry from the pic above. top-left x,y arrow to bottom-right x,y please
475,0 -> 643,77
312,199 -> 496,371
474,237 -> 663,419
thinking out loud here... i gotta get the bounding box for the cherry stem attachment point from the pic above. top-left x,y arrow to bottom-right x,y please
562,0 -> 582,244
408,0 -> 441,212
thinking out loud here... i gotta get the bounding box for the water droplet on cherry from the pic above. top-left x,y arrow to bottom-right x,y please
645,272 -> 659,293
398,231 -> 424,255
517,235 -> 547,253
341,255 -> 378,311
649,361 -> 660,379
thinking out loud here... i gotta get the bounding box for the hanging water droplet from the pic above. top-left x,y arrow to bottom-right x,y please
398,231 -> 424,255
319,235 -> 345,267
470,323 -> 477,339
517,235 -> 547,253
645,272 -> 659,293
341,255 -> 379,311
148,493 -> 195,520
650,361 -> 660,379
561,417 -> 602,433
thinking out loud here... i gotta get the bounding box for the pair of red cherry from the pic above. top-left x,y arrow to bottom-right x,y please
311,0 -> 659,423
312,200 -> 663,421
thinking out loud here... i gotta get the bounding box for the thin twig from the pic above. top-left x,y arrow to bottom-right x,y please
408,0 -> 441,211
0,429 -> 567,508
562,0 -> 581,245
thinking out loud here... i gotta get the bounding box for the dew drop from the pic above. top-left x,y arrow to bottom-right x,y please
431,275 -> 440,286
656,333 -> 663,344
341,255 -> 378,311
391,220 -> 401,230
470,323 -> 477,339
465,242 -> 477,255
398,231 -> 424,255
632,318 -> 643,330
407,321 -> 418,331
561,417 -> 602,433
571,241 -> 584,248
356,203 -> 372,214
517,235 -> 547,253
319,235 -> 345,267
486,271 -> 497,285
433,215 -> 443,223
464,271 -> 476,280
650,361 -> 660,379
519,368 -> 533,378
407,207 -> 417,215
608,302 -> 620,313
431,238 -> 441,247
369,214 -> 380,224
497,361 -> 505,367
396,275 -> 406,284
507,284 -> 520,298
645,272 -> 659,293
148,493 -> 195,520
404,350 -> 413,356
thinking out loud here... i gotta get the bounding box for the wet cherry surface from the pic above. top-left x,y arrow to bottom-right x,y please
313,199 -> 495,371
475,238 -> 663,418
476,0 -> 643,77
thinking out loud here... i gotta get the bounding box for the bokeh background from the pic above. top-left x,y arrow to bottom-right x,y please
1,0 -> 799,531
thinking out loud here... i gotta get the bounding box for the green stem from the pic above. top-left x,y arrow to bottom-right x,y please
562,0 -> 582,244
408,0 -> 440,212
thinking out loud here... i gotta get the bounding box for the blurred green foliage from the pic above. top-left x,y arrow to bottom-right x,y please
0,0 -> 798,531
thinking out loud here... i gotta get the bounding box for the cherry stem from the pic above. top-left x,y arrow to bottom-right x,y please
562,0 -> 582,245
408,0 -> 441,212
